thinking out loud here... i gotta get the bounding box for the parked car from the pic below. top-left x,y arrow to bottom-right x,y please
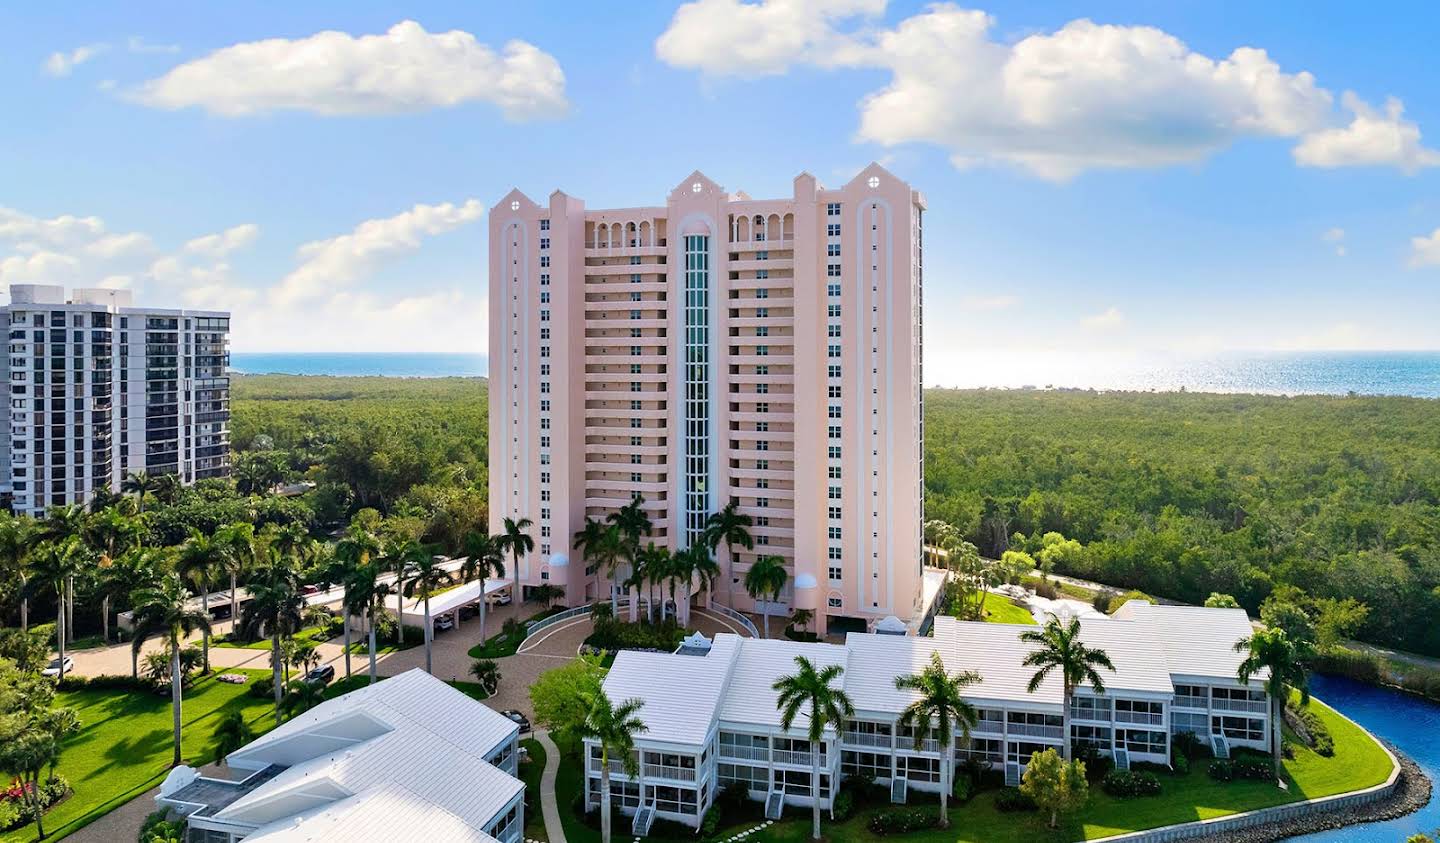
434,615 -> 455,632
41,656 -> 74,678
305,665 -> 335,685
486,592 -> 512,606
501,709 -> 531,734
301,584 -> 321,596
458,604 -> 480,621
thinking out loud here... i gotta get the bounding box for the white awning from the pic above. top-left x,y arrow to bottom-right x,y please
399,578 -> 510,619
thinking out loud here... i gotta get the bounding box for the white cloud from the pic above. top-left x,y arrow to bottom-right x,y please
1322,226 -> 1346,257
655,0 -> 882,76
85,232 -> 155,259
184,223 -> 260,257
0,207 -> 106,246
1410,227 -> 1440,268
657,2 -> 1434,179
133,21 -> 568,121
273,200 -> 483,305
1082,307 -> 1126,331
1293,94 -> 1440,173
43,44 -> 107,77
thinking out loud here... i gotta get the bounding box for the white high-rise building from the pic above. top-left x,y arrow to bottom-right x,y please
2,284 -> 231,516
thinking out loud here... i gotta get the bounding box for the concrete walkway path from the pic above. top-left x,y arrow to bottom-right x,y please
536,730 -> 566,843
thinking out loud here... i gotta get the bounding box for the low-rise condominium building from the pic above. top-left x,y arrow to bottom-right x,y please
156,670 -> 524,843
587,603 -> 1270,831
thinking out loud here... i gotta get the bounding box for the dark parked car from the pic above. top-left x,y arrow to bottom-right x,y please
501,709 -> 531,734
305,665 -> 335,685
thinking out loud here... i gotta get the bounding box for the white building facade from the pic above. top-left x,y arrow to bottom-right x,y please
2,284 -> 230,515
588,604 -> 1272,829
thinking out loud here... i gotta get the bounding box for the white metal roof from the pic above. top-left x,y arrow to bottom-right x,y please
1073,617 -> 1174,695
1112,602 -> 1265,682
243,782 -> 499,842
398,578 -> 510,618
602,636 -> 739,746
717,636 -> 851,733
219,670 -> 521,833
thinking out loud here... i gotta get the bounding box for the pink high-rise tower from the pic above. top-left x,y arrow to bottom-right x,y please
489,164 -> 926,635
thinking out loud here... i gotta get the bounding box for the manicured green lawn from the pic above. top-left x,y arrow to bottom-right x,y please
520,738 -> 547,842
980,598 -> 1037,625
468,606 -> 567,659
216,623 -> 335,651
555,695 -> 1391,843
4,670 -> 276,843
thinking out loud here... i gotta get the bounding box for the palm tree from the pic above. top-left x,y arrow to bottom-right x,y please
0,729 -> 59,839
344,560 -> 391,684
104,547 -> 167,676
774,655 -> 854,840
894,652 -> 983,827
153,472 -> 184,507
238,558 -> 306,725
687,543 -> 720,624
83,507 -> 143,644
266,521 -> 317,570
461,531 -> 506,648
469,658 -> 501,695
1019,615 -> 1116,761
404,550 -> 451,675
211,710 -> 254,766
215,522 -> 261,631
130,573 -> 212,766
383,537 -> 427,646
575,518 -> 620,613
607,496 -> 651,615
496,516 -> 535,609
578,690 -> 647,843
705,502 -> 754,609
333,522 -> 383,679
744,555 -> 789,639
532,583 -> 565,608
38,505 -> 87,643
1235,627 -> 1312,781
281,679 -> 326,718
0,515 -> 34,632
122,470 -> 157,512
176,530 -> 224,673
26,538 -> 88,680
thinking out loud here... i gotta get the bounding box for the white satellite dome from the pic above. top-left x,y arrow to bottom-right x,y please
548,553 -> 569,567
794,573 -> 818,590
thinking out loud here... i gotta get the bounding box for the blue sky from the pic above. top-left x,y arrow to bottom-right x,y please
2,1 -> 1438,384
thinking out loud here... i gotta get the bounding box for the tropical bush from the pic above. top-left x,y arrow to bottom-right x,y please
1208,758 -> 1273,782
1287,702 -> 1335,756
868,807 -> 942,834
1102,770 -> 1162,798
993,787 -> 1038,812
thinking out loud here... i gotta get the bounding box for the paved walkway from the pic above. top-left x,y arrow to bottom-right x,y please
536,730 -> 566,843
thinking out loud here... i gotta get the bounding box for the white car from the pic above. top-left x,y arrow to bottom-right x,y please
41,656 -> 74,678
485,592 -> 512,606
434,615 -> 455,632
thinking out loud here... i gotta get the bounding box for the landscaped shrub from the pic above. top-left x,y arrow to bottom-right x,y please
1132,761 -> 1171,776
1208,759 -> 1273,782
700,807 -> 722,838
993,787 -> 1037,812
717,782 -> 750,812
1073,740 -> 1113,781
139,810 -> 184,843
1106,590 -> 1153,614
1033,580 -> 1058,600
1172,731 -> 1209,760
1172,752 -> 1190,776
831,788 -> 855,821
57,674 -> 152,693
952,773 -> 974,804
1102,770 -> 1162,798
1092,590 -> 1115,613
584,616 -> 686,653
248,676 -> 275,699
1286,703 -> 1334,757
40,776 -> 69,806
868,807 -> 941,834
0,799 -> 21,832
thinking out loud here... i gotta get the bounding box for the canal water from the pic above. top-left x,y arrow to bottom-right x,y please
1291,674 -> 1440,841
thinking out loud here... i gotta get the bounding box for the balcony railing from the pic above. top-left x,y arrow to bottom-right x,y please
1173,695 -> 1209,710
973,719 -> 1005,734
642,763 -> 697,782
896,737 -> 942,754
1115,711 -> 1165,726
772,749 -> 815,767
719,744 -> 768,762
1006,723 -> 1064,740
842,732 -> 892,749
1069,707 -> 1113,722
1213,697 -> 1269,714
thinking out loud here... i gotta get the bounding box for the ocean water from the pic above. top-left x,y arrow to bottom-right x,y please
232,352 -> 487,378
230,351 -> 1440,397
